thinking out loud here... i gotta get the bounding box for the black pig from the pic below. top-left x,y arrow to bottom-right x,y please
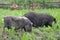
24,12 -> 56,27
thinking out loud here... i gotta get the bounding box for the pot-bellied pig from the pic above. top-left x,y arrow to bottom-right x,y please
24,12 -> 56,27
4,16 -> 33,32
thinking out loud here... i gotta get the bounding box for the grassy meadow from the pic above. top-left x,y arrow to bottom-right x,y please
0,9 -> 60,40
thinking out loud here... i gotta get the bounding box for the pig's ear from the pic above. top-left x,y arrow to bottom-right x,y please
31,23 -> 33,25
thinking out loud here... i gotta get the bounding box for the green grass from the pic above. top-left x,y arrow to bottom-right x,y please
0,8 -> 60,40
